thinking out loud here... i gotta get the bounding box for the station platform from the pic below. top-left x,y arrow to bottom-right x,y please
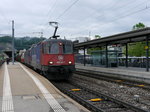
75,63 -> 150,84
0,62 -> 90,112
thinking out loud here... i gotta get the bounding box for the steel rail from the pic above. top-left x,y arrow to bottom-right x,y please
75,70 -> 150,90
52,82 -> 105,112
70,81 -> 149,112
53,80 -> 149,112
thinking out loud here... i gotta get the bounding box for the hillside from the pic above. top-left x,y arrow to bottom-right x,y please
0,36 -> 46,50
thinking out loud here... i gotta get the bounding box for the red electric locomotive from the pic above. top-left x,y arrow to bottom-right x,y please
24,22 -> 75,80
44,39 -> 75,80
47,39 -> 74,79
24,39 -> 75,80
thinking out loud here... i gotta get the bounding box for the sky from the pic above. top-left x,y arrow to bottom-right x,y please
0,0 -> 150,40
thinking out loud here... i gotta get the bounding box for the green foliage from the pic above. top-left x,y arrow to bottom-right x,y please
95,35 -> 101,39
14,37 -> 45,50
0,36 -> 46,50
124,22 -> 147,56
123,41 -> 150,57
132,22 -> 146,30
0,36 -> 12,43
87,35 -> 102,54
127,42 -> 146,56
87,47 -> 103,54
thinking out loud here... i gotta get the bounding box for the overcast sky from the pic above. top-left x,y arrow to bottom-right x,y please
0,0 -> 150,40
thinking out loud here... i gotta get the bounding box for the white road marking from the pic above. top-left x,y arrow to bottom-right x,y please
2,63 -> 14,112
19,63 -> 66,112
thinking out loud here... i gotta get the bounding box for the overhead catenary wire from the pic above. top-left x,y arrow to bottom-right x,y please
97,1 -> 149,26
82,0 -> 126,21
78,0 -> 147,26
46,0 -> 57,17
55,0 -> 80,20
73,0 -> 150,36
92,2 -> 150,32
79,6 -> 150,36
71,0 -> 138,35
42,0 -> 58,26
35,0 -> 150,38
105,6 -> 150,25
96,0 -> 146,19
42,0 -> 80,37
44,0 -> 120,32
38,0 -> 58,34
38,0 -> 59,37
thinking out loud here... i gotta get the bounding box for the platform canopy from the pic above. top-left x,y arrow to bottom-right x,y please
74,27 -> 150,49
74,27 -> 150,71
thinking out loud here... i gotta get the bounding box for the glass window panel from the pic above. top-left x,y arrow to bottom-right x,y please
50,43 -> 59,54
65,43 -> 73,54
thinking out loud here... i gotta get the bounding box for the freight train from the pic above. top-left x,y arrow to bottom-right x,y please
22,38 -> 75,80
18,22 -> 75,80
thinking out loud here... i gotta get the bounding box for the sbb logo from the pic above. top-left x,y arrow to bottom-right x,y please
58,55 -> 64,61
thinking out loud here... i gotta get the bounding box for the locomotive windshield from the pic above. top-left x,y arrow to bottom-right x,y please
43,41 -> 73,54
50,43 -> 59,54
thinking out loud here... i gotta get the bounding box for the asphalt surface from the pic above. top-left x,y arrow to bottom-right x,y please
0,62 -> 89,112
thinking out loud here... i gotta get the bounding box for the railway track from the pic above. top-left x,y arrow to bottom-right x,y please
75,70 -> 150,90
19,63 -> 150,111
52,79 -> 149,112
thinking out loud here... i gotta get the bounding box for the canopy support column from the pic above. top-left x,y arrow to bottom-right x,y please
146,36 -> 149,72
83,46 -> 86,66
105,44 -> 108,67
125,43 -> 128,68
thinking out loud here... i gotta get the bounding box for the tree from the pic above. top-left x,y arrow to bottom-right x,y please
87,47 -> 103,54
132,22 -> 146,30
0,36 -> 12,43
127,42 -> 146,56
0,36 -> 46,50
95,35 -> 101,39
87,35 -> 102,54
125,22 -> 148,56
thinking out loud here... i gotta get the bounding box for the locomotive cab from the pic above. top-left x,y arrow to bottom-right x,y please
41,39 -> 75,80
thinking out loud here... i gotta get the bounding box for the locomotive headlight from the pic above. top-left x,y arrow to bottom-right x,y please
49,61 -> 53,64
68,61 -> 72,64
59,42 -> 62,46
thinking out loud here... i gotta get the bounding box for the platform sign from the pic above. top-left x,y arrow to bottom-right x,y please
145,46 -> 149,49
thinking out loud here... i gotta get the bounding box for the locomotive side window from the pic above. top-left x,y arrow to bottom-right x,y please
41,44 -> 44,53
50,43 -> 59,54
43,43 -> 47,54
62,42 -> 73,54
45,42 -> 50,54
43,43 -> 50,54
64,43 -> 73,54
